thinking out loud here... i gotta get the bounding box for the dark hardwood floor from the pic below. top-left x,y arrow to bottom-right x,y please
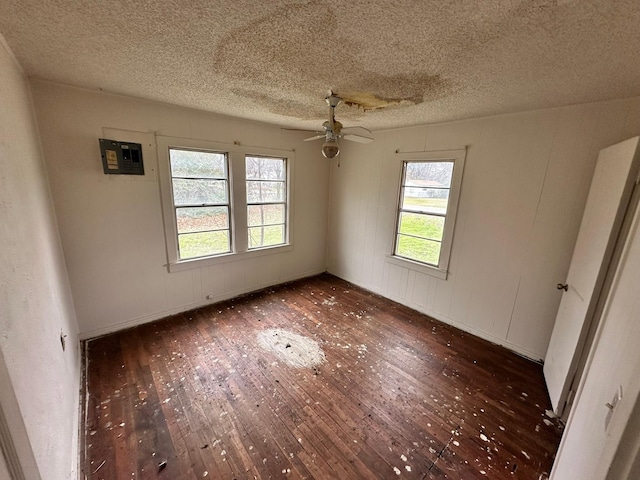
83,273 -> 563,479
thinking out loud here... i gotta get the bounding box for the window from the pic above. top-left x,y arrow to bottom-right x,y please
395,161 -> 452,265
246,156 -> 287,249
169,148 -> 230,260
157,136 -> 293,272
391,149 -> 465,279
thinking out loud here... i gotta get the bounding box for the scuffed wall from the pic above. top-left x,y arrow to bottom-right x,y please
0,39 -> 81,479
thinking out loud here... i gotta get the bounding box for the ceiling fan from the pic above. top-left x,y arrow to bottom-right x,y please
296,94 -> 374,159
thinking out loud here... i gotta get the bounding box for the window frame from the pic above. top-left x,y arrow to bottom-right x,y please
157,136 -> 293,272
170,147 -> 232,260
388,148 -> 466,280
245,155 -> 289,250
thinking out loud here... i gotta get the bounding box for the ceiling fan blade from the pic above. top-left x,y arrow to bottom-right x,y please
282,127 -> 317,133
341,126 -> 374,143
343,134 -> 374,144
303,134 -> 326,142
341,126 -> 373,135
282,128 -> 326,142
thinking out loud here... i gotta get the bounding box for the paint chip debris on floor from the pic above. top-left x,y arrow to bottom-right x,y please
257,328 -> 325,368
82,274 -> 563,479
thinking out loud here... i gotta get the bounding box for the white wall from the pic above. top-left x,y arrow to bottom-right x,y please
0,39 -> 81,480
0,447 -> 10,480
327,99 -> 640,359
30,80 -> 330,338
551,191 -> 640,479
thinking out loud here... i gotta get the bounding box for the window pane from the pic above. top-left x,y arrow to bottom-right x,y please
169,149 -> 226,178
248,225 -> 284,249
399,212 -> 445,241
176,207 -> 228,234
246,156 -> 287,250
172,178 -> 227,206
247,181 -> 285,203
178,230 -> 229,259
246,156 -> 285,180
405,161 -> 453,188
247,204 -> 285,227
402,187 -> 450,215
395,234 -> 441,266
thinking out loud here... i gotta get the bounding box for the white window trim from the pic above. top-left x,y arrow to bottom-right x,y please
246,155 -> 289,250
386,148 -> 466,280
157,136 -> 294,272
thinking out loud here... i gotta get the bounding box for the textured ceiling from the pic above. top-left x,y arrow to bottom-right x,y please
2,0 -> 640,131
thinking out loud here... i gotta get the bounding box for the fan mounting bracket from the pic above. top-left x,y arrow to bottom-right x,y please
326,94 -> 342,108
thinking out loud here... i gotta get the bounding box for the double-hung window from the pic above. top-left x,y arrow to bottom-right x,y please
391,149 -> 465,279
246,156 -> 287,249
157,136 -> 292,272
169,148 -> 231,260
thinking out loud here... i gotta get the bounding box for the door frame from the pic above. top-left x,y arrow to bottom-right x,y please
545,137 -> 640,418
554,139 -> 640,418
563,178 -> 640,417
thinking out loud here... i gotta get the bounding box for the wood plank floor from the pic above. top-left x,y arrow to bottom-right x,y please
82,273 -> 563,479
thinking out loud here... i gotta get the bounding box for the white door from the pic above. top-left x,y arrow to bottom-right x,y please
544,137 -> 640,416
550,182 -> 640,480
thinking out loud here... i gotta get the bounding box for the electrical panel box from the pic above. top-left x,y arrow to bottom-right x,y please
99,138 -> 144,175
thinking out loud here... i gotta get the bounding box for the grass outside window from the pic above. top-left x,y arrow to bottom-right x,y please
169,148 -> 231,260
394,160 -> 453,267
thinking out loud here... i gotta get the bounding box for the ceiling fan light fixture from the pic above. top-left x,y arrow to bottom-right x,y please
321,139 -> 340,159
285,92 -> 372,157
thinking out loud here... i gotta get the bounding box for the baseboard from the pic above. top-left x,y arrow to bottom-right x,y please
77,338 -> 88,480
79,268 -> 327,341
330,271 -> 545,363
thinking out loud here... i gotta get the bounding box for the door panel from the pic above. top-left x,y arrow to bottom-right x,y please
544,137 -> 640,416
550,186 -> 640,480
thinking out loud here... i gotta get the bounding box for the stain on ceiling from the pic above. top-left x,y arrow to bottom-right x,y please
1,0 -> 639,130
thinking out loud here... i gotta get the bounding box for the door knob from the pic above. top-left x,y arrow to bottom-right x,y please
557,283 -> 568,291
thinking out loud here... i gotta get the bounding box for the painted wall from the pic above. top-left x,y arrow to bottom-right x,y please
605,392 -> 640,480
551,192 -> 640,479
327,99 -> 640,359
0,447 -> 10,480
30,80 -> 330,338
0,40 -> 81,479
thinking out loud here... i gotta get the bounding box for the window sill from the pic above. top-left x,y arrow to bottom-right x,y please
385,254 -> 448,280
168,244 -> 294,273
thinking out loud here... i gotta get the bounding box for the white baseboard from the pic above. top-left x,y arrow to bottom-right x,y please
331,271 -> 545,363
80,269 -> 326,341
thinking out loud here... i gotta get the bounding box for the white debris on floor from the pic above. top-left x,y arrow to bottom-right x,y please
257,328 -> 325,368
